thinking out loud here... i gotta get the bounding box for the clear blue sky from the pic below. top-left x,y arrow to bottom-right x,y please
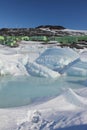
0,0 -> 87,30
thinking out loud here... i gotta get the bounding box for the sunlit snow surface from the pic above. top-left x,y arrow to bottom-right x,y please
0,42 -> 87,130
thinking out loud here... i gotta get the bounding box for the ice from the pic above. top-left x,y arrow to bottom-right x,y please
67,61 -> 87,76
25,61 -> 60,78
36,48 -> 79,71
80,51 -> 87,62
59,50 -> 87,76
67,67 -> 87,77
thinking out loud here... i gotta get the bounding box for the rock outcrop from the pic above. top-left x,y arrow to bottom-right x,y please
0,25 -> 87,36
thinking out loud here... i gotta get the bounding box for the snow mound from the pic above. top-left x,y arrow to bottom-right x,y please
36,48 -> 79,71
17,89 -> 87,130
64,88 -> 87,107
25,61 -> 60,78
0,54 -> 29,76
17,110 -> 55,130
34,88 -> 87,111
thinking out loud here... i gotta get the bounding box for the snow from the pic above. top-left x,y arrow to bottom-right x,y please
16,88 -> 87,130
0,41 -> 87,130
0,88 -> 87,130
0,42 -> 47,77
0,53 -> 29,76
39,27 -> 87,35
63,28 -> 87,33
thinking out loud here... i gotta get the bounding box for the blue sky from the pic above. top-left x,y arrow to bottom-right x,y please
0,0 -> 87,30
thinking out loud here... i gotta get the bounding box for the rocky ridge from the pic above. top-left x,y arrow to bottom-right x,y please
0,25 -> 87,36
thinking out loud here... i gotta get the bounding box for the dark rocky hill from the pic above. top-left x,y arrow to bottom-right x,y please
36,25 -> 65,30
0,25 -> 87,36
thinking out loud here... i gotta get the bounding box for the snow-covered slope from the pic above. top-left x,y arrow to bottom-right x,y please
16,89 -> 87,130
39,26 -> 87,36
62,28 -> 87,35
0,41 -> 87,130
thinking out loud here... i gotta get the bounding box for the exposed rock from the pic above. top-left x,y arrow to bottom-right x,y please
36,25 -> 65,30
0,25 -> 87,36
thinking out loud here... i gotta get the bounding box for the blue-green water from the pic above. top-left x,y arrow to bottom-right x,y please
0,76 -> 86,108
